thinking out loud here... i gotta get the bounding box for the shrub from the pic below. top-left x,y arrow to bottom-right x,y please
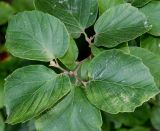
1,0 -> 160,130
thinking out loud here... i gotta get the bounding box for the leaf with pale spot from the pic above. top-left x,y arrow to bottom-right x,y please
34,0 -> 98,38
86,49 -> 159,114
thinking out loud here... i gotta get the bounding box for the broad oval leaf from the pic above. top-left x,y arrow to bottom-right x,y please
4,65 -> 71,124
86,49 -> 159,114
34,0 -> 98,38
59,38 -> 78,70
6,11 -> 70,61
130,47 -> 160,88
94,3 -> 151,48
0,2 -> 15,25
140,1 -> 160,36
140,35 -> 160,56
35,87 -> 102,131
98,0 -> 124,15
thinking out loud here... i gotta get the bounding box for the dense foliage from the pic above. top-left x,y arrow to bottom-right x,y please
0,0 -> 160,131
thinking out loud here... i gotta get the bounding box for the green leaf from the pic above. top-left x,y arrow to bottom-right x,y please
35,87 -> 102,131
86,49 -> 159,114
151,106 -> 160,130
101,115 -> 110,131
6,10 -> 70,62
4,65 -> 71,124
94,3 -> 151,48
91,43 -> 130,56
129,127 -> 150,131
0,79 -> 4,109
34,0 -> 98,38
155,94 -> 160,106
140,1 -> 160,36
0,113 -> 5,131
116,129 -> 128,131
140,35 -> 160,56
117,43 -> 130,54
98,0 -> 124,15
59,38 -> 78,70
0,2 -> 15,25
130,47 -> 160,88
126,0 -> 152,7
78,59 -> 91,81
116,127 -> 150,131
107,104 -> 151,127
11,0 -> 34,11
91,46 -> 105,56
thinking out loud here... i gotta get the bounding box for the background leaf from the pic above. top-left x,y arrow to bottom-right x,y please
59,38 -> 78,70
140,35 -> 160,56
36,87 -> 102,131
126,0 -> 152,7
86,49 -> 159,114
35,0 -> 98,38
5,65 -> 71,124
151,106 -> 160,130
0,2 -> 15,25
0,113 -> 5,131
140,1 -> 160,36
130,47 -> 160,88
6,11 -> 70,61
91,43 -> 130,56
94,3 -> 151,48
11,0 -> 34,12
116,126 -> 150,131
0,79 -> 4,109
98,0 -> 124,15
77,58 -> 91,81
106,104 -> 151,127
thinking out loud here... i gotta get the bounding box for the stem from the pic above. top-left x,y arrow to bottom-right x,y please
83,32 -> 94,45
49,59 -> 67,73
49,58 -> 88,87
75,75 -> 87,87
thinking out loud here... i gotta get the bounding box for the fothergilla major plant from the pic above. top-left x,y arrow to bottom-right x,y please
2,0 -> 160,130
